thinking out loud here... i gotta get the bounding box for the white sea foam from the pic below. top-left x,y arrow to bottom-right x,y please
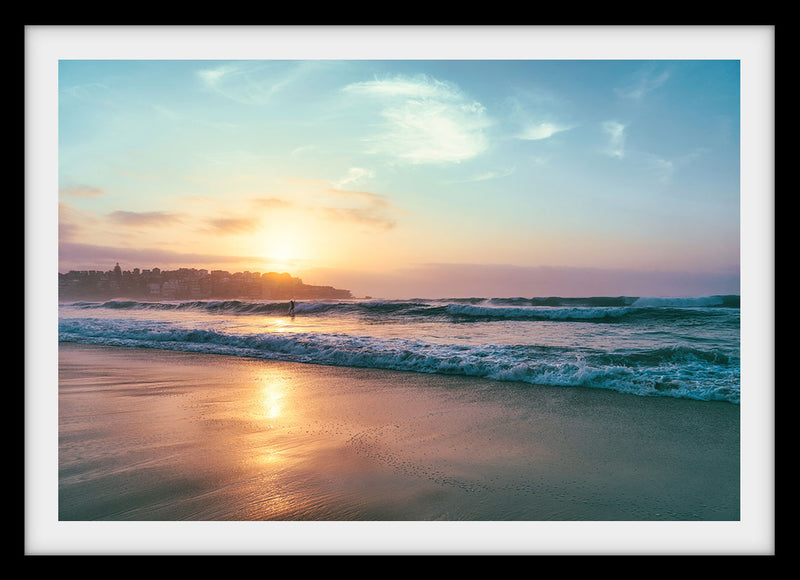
58,305 -> 741,403
630,296 -> 727,308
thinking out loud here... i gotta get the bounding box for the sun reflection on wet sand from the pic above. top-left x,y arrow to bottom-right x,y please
241,372 -> 296,472
260,376 -> 287,420
230,366 -> 378,520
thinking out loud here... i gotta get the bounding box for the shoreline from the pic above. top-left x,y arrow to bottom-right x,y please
56,343 -> 740,522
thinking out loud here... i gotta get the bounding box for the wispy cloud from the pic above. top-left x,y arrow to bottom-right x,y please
517,121 -> 574,141
251,182 -> 397,231
290,144 -> 317,158
321,188 -> 396,230
108,210 -> 181,226
446,167 -> 516,184
60,185 -> 106,198
333,167 -> 375,189
343,75 -> 459,100
322,206 -> 396,230
379,100 -> 489,164
650,156 -> 675,183
59,82 -> 113,105
616,68 -> 670,101
60,203 -> 98,238
252,197 -> 294,210
197,62 -> 303,105
602,120 -> 627,159
205,216 -> 261,233
343,74 -> 491,164
645,148 -> 710,183
152,104 -> 239,130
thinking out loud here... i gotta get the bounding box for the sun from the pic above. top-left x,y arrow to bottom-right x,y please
253,219 -> 333,274
270,241 -> 294,266
259,228 -> 311,272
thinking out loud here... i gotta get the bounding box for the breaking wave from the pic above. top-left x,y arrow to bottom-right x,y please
58,317 -> 740,403
63,295 -> 740,324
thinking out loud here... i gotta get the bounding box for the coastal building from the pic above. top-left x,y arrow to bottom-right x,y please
59,264 -> 352,301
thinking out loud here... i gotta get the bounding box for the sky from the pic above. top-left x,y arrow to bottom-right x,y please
56,55 -> 742,298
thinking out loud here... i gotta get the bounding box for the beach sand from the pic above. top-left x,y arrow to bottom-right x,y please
57,342 -> 740,526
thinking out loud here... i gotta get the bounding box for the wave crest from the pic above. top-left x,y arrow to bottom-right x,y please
62,295 -> 739,324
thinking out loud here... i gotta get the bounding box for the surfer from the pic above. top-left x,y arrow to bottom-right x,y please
289,300 -> 295,316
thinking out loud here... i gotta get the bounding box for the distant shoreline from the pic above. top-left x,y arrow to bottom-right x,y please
58,264 -> 353,301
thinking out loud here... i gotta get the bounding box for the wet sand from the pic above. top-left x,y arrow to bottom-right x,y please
47,343 -> 746,552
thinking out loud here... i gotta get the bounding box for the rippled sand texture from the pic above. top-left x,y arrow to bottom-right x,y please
58,343 -> 740,522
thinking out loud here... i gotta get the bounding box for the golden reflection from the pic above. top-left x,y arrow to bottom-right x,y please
270,318 -> 294,332
257,373 -> 289,421
242,370 -> 296,472
263,386 -> 284,419
258,448 -> 285,464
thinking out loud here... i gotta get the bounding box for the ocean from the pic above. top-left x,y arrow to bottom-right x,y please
57,294 -> 740,405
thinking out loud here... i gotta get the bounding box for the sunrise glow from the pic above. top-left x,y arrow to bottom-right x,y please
48,30 -> 748,299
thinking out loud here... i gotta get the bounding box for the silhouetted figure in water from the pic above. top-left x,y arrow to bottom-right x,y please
289,300 -> 295,316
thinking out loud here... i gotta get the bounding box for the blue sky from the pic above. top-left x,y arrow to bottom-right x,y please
56,52 -> 742,298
